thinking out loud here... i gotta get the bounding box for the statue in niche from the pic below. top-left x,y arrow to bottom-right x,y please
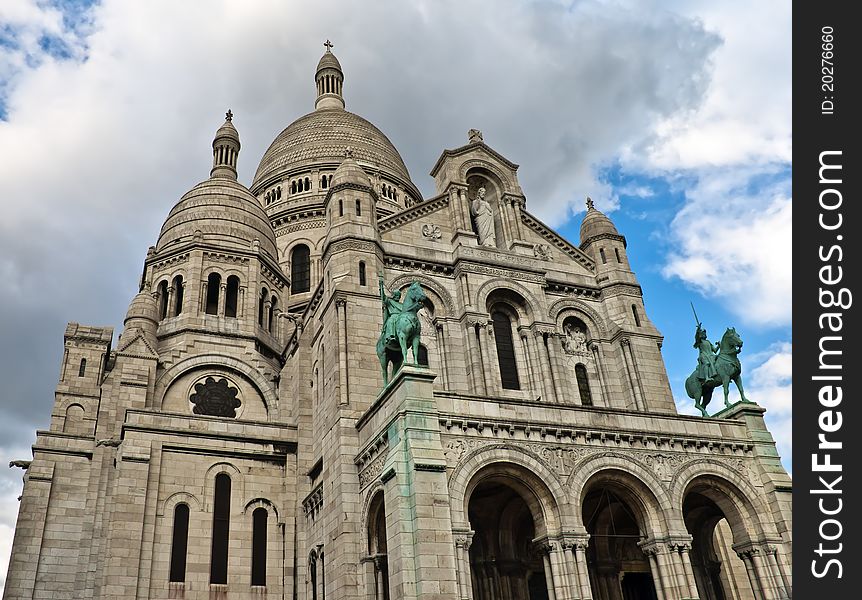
471,187 -> 496,247
563,322 -> 588,354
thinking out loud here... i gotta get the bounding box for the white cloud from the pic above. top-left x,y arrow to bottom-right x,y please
661,168 -> 791,327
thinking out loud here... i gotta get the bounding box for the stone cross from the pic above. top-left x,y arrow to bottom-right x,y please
586,196 -> 594,210
324,39 -> 334,51
225,109 -> 233,122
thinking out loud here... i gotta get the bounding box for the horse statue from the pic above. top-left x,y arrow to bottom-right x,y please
685,326 -> 750,417
376,277 -> 428,386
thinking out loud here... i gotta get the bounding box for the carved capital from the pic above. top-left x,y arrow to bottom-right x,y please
620,337 -> 631,347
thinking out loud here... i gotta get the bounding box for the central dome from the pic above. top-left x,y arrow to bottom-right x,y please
251,108 -> 412,191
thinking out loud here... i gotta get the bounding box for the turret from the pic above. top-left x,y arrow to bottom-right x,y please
315,40 -> 345,111
210,110 -> 240,180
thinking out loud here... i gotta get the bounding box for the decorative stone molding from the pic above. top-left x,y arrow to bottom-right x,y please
458,262 -> 546,284
302,483 -> 324,520
384,255 -> 455,276
601,282 -> 644,299
358,452 -> 388,489
533,243 -> 553,261
520,211 -> 595,270
388,273 -> 455,315
545,281 -> 602,299
322,239 -> 379,264
202,251 -> 250,265
274,218 -> 326,235
150,252 -> 190,271
379,195 -> 449,233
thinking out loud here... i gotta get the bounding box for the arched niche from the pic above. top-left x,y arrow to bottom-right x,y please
466,167 -> 505,249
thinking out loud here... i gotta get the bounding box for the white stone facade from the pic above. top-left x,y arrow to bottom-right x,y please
4,47 -> 791,600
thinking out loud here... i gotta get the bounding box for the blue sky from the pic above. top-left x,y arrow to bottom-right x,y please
0,0 -> 791,591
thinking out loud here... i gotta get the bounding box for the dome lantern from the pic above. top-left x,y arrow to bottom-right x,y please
315,40 -> 345,111
211,109 -> 240,180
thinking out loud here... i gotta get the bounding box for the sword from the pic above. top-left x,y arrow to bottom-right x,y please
690,301 -> 702,328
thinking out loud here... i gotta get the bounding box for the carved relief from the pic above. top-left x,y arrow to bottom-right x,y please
421,223 -> 443,240
533,244 -> 553,261
359,452 -> 388,489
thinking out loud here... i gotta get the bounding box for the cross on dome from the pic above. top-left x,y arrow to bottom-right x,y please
324,39 -> 334,52
225,109 -> 233,122
586,196 -> 594,210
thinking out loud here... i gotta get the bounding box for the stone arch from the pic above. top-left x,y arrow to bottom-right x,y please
568,452 -> 675,535
474,278 -> 542,324
359,483 -> 387,556
387,272 -> 454,316
203,462 -> 244,511
671,460 -> 770,543
448,444 -> 570,534
159,491 -> 202,516
244,497 -> 281,521
548,298 -> 609,338
153,353 -> 277,412
459,159 -> 517,195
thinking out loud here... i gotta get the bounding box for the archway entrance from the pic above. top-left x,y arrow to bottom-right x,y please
468,480 -> 548,600
367,492 -> 390,600
683,488 -> 756,600
583,484 -> 658,600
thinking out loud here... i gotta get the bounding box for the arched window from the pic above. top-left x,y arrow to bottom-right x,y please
614,248 -> 621,262
251,507 -> 267,586
417,345 -> 429,367
304,177 -> 310,191
575,364 -> 593,406
205,273 -> 221,315
491,310 -> 520,390
291,245 -> 311,294
225,276 -> 240,318
599,248 -> 607,264
276,186 -> 281,200
321,175 -> 327,189
291,181 -> 297,194
309,552 -> 318,600
78,358 -> 87,377
338,198 -> 344,217
320,552 -> 325,599
157,280 -> 169,320
268,296 -> 277,334
632,304 -> 641,327
258,287 -> 268,327
355,199 -> 362,216
169,503 -> 190,583
358,261 -> 366,286
210,473 -> 231,584
172,275 -> 184,316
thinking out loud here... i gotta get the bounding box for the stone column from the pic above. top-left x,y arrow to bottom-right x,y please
485,325 -> 504,393
454,532 -> 474,600
465,320 -> 485,395
736,551 -> 764,600
620,338 -> 644,410
336,298 -> 349,405
749,549 -> 779,600
166,286 -> 176,317
435,323 -> 450,389
545,333 -> 564,403
476,321 -> 495,394
589,342 -> 611,408
534,330 -> 557,403
511,197 -> 525,240
677,543 -> 700,599
541,551 -> 558,600
769,546 -> 792,599
765,548 -> 788,599
200,280 -> 208,312
263,299 -> 272,331
640,542 -> 670,600
496,195 -> 513,248
218,282 -> 227,316
374,554 -> 388,600
546,542 -> 570,600
574,543 -> 593,600
519,329 -> 537,397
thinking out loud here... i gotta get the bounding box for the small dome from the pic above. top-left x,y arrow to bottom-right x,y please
156,177 -> 279,261
579,198 -> 620,244
214,111 -> 240,145
317,50 -> 342,73
124,291 -> 158,325
330,153 -> 371,188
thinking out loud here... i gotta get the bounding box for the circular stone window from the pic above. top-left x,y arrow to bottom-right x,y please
188,375 -> 242,418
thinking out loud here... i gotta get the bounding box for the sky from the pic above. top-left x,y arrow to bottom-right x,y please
0,0 -> 791,592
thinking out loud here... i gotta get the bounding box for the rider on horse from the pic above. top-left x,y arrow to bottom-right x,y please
694,324 -> 720,385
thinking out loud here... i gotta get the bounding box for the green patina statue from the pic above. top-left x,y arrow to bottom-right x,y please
377,275 -> 428,386
685,304 -> 750,416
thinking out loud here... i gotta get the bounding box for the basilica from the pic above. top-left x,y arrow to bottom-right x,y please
4,45 -> 792,600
